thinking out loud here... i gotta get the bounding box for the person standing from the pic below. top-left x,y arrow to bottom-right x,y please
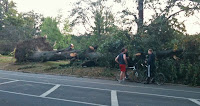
145,49 -> 156,84
115,48 -> 128,83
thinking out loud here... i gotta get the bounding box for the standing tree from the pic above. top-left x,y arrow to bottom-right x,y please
63,19 -> 72,35
116,0 -> 200,34
93,10 -> 104,36
69,0 -> 116,35
0,0 -> 43,54
137,0 -> 144,33
41,17 -> 63,49
41,17 -> 72,49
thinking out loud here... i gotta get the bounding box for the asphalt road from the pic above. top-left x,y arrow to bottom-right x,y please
0,70 -> 199,106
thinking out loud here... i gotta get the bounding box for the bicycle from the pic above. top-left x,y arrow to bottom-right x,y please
115,63 -> 147,83
141,64 -> 166,85
116,63 -> 165,85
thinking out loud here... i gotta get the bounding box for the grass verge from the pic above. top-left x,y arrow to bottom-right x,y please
0,55 -> 117,80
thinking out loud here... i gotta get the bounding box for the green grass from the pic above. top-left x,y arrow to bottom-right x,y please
44,61 -> 70,66
0,55 -> 117,80
17,65 -> 38,70
0,55 -> 15,63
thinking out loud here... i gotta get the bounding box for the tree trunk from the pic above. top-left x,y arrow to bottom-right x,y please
156,49 -> 183,59
27,50 -> 79,62
137,0 -> 144,33
15,37 -> 102,62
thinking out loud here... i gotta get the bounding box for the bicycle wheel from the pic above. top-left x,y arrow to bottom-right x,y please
127,71 -> 134,82
115,70 -> 121,81
155,73 -> 165,85
139,70 -> 147,83
130,70 -> 144,83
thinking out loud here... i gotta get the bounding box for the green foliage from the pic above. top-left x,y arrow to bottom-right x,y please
69,15 -> 200,86
157,58 -> 200,86
182,35 -> 200,62
0,1 -> 38,41
133,15 -> 186,52
63,19 -> 72,35
0,0 -> 199,86
93,9 -> 116,36
93,11 -> 105,36
41,17 -> 71,49
70,0 -> 116,35
156,58 -> 178,83
41,17 -> 62,45
0,40 -> 16,55
0,0 -> 43,54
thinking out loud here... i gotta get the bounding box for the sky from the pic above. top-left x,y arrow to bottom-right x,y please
12,0 -> 72,17
11,0 -> 200,35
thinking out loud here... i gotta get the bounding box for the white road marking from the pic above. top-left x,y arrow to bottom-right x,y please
0,89 -> 107,106
0,77 -> 110,91
0,76 -> 199,101
0,80 -> 18,85
120,90 -> 198,100
0,72 -> 199,94
111,90 -> 119,106
189,99 -> 200,106
40,84 -> 60,97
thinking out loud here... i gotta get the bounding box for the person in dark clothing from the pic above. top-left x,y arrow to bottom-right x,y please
67,44 -> 74,51
145,49 -> 156,84
57,44 -> 74,53
115,48 -> 128,83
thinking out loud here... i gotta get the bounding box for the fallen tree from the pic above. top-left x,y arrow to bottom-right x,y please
131,49 -> 184,66
27,50 -> 79,62
15,37 -> 79,62
15,37 -> 184,66
15,37 -> 102,63
156,49 -> 183,59
15,37 -> 53,62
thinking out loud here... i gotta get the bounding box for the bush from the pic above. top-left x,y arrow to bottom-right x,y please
156,58 -> 200,86
0,41 -> 16,55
